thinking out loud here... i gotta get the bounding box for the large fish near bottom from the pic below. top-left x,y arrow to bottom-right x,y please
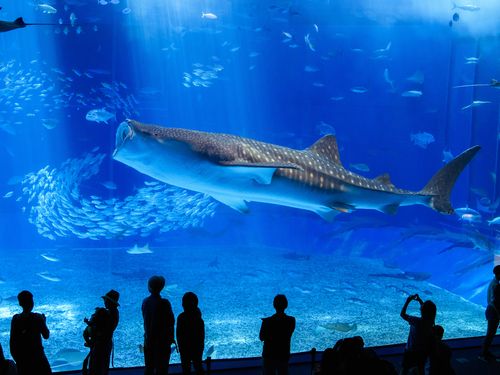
113,119 -> 480,221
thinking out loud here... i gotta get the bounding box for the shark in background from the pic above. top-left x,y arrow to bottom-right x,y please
113,119 -> 480,221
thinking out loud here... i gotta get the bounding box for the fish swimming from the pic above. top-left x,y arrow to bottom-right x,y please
113,119 -> 480,221
402,90 -> 423,97
452,3 -> 480,11
461,100 -> 491,110
453,79 -> 500,89
86,108 -> 116,123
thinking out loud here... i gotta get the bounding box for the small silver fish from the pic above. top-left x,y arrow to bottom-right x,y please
410,132 -> 435,149
351,86 -> 368,93
37,272 -> 61,282
85,108 -> 116,123
461,100 -> 491,110
401,90 -> 422,97
41,254 -> 60,262
201,12 -> 217,20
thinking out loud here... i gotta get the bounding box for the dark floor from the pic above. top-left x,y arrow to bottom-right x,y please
61,335 -> 500,374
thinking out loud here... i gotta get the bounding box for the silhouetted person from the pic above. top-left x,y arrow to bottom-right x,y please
480,264 -> 500,361
400,294 -> 436,375
318,347 -> 340,374
83,290 -> 120,375
0,343 -> 17,375
9,290 -> 51,375
429,325 -> 455,375
177,292 -> 205,375
259,294 -> 296,375
143,275 -> 175,375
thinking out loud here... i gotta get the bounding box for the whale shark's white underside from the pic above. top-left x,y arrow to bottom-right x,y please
113,120 -> 480,221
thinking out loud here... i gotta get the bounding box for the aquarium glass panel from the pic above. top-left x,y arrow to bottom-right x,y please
0,0 -> 499,371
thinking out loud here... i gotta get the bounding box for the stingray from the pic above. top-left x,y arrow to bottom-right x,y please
320,322 -> 358,333
0,17 -> 66,33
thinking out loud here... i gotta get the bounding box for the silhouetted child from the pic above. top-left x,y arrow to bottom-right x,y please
176,292 -> 205,375
400,294 -> 436,375
0,342 -> 17,375
142,275 -> 175,375
429,325 -> 455,375
83,289 -> 120,375
480,264 -> 500,361
10,290 -> 51,375
259,294 -> 296,375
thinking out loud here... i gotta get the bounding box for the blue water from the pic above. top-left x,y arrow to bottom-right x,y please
0,0 -> 499,371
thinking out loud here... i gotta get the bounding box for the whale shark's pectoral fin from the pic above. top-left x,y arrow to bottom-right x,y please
379,203 -> 399,215
211,194 -> 249,213
218,161 -> 301,185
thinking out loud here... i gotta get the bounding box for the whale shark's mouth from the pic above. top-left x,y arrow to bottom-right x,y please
113,121 -> 135,157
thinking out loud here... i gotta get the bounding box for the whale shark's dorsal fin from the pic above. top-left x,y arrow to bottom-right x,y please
374,173 -> 395,188
307,135 -> 342,165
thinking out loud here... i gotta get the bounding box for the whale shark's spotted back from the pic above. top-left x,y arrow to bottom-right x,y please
128,119 -> 406,195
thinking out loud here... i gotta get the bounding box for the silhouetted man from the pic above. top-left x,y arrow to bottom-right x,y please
480,265 -> 500,361
259,294 -> 296,375
143,275 -> 175,375
10,290 -> 51,375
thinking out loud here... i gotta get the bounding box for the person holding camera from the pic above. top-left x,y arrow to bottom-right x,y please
82,290 -> 120,375
400,293 -> 436,375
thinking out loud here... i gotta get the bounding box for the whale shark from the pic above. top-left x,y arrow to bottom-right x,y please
113,119 -> 480,221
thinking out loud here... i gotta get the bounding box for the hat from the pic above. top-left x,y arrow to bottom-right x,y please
102,289 -> 120,306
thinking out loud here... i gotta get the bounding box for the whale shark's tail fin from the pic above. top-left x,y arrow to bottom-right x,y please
420,145 -> 480,214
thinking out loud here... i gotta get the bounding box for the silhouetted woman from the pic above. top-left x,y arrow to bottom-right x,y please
176,292 -> 205,375
400,294 -> 436,375
10,290 -> 51,375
